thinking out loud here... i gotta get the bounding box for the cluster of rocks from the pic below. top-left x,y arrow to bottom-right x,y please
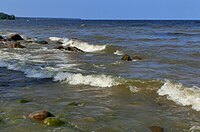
28,110 -> 64,126
0,34 -> 84,53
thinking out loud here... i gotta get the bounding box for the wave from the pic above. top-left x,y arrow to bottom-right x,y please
49,37 -> 107,52
157,80 -> 200,111
114,50 -> 123,55
0,49 -> 120,88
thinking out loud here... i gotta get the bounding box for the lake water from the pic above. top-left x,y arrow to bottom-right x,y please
0,19 -> 200,131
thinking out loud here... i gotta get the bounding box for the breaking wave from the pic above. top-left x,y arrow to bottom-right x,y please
49,37 -> 107,52
158,80 -> 200,111
0,49 -> 119,88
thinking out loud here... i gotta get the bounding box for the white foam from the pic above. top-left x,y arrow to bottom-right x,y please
49,37 -> 64,42
54,73 -> 120,87
157,80 -> 200,111
0,49 -> 119,88
114,50 -> 123,55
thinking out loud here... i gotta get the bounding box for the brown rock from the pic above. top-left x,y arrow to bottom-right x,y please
65,46 -> 84,52
149,126 -> 164,132
8,34 -> 23,41
28,110 -> 54,120
7,42 -> 26,48
121,54 -> 132,61
132,55 -> 142,60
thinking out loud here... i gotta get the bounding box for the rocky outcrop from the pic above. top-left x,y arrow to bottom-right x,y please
6,42 -> 26,48
28,110 -> 54,120
121,54 -> 132,61
8,34 -> 23,41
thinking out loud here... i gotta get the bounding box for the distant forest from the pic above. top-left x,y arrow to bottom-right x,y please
0,12 -> 15,20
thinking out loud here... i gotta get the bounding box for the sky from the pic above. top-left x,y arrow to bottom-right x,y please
0,0 -> 200,20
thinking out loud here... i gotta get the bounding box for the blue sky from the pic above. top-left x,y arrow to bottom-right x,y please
0,0 -> 200,19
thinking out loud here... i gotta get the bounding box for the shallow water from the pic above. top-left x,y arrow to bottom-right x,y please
0,19 -> 200,131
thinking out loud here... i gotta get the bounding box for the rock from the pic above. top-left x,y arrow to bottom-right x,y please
54,46 -> 65,50
68,102 -> 84,107
17,98 -> 31,103
8,34 -> 23,41
0,117 -> 5,124
35,40 -> 48,44
132,55 -> 142,60
149,126 -> 164,132
121,54 -> 132,61
28,110 -> 54,120
65,46 -> 84,52
0,35 -> 3,40
6,42 -> 26,48
43,117 -> 64,126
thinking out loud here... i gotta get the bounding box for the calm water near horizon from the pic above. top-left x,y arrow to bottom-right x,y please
0,18 -> 200,131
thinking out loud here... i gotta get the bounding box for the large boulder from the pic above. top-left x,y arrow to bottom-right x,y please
28,110 -> 54,120
7,42 -> 26,48
8,34 -> 23,41
121,54 -> 132,61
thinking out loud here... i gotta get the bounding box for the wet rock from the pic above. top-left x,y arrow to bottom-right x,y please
121,54 -> 132,61
8,34 -> 23,41
149,126 -> 164,132
28,110 -> 54,120
43,117 -> 64,126
17,98 -> 31,103
35,40 -> 48,44
6,42 -> 26,48
0,35 -> 3,40
132,55 -> 142,60
65,46 -> 84,52
54,46 -> 65,50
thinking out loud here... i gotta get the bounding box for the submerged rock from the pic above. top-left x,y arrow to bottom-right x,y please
121,54 -> 132,61
28,110 -> 54,120
8,34 -> 23,41
43,117 -> 64,126
149,126 -> 164,132
17,98 -> 31,103
55,46 -> 84,52
132,55 -> 142,60
6,42 -> 26,48
68,102 -> 84,107
35,40 -> 48,44
65,46 -> 84,52
0,117 -> 5,124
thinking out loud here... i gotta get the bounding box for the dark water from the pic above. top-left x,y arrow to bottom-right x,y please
0,18 -> 200,131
